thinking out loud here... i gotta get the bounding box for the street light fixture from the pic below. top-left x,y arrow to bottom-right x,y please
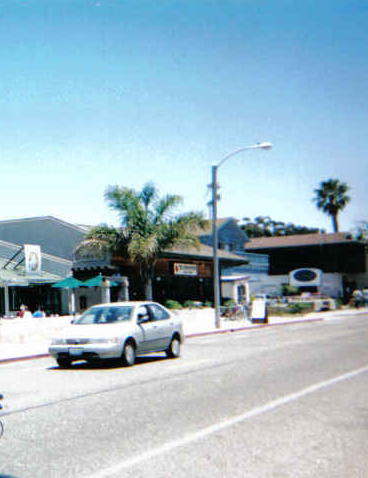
210,142 -> 272,328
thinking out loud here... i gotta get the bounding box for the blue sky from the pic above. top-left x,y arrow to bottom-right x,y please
1,0 -> 367,233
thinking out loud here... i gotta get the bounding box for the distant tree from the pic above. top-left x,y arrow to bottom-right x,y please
353,221 -> 368,241
76,182 -> 207,300
313,179 -> 351,233
241,216 -> 323,238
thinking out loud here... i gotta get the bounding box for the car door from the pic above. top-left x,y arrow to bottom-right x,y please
136,305 -> 163,353
146,303 -> 174,350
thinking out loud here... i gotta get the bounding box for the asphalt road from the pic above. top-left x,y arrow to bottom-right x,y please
1,313 -> 367,478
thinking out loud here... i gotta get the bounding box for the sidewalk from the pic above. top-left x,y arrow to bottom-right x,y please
1,307 -> 367,364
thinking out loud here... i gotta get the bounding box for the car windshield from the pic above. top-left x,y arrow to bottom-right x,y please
75,306 -> 133,325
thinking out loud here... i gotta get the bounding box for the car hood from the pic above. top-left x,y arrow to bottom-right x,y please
55,322 -> 132,340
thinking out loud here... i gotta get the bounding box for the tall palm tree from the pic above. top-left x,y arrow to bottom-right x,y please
76,182 -> 207,300
313,179 -> 351,233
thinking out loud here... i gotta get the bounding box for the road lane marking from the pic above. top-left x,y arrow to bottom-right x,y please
86,363 -> 368,478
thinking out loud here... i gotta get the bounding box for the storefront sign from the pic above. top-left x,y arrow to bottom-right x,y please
173,263 -> 198,276
289,268 -> 322,287
24,244 -> 41,274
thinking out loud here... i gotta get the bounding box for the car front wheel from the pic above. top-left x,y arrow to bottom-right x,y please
166,336 -> 181,358
122,341 -> 136,366
56,357 -> 72,368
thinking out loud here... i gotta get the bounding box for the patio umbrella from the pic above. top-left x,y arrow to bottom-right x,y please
82,275 -> 119,287
52,277 -> 84,314
51,277 -> 85,289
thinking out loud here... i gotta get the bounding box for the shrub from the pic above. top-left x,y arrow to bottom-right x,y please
223,299 -> 236,307
334,298 -> 344,308
183,300 -> 204,308
281,285 -> 299,296
165,299 -> 182,310
183,300 -> 195,308
268,302 -> 313,316
288,303 -> 313,314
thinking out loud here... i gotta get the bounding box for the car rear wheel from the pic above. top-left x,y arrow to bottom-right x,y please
166,336 -> 181,358
56,357 -> 72,368
122,341 -> 136,366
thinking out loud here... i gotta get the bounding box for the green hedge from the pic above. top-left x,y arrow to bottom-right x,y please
164,300 -> 183,310
268,302 -> 314,316
165,299 -> 212,309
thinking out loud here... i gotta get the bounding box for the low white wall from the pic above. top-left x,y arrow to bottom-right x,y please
248,272 -> 344,298
248,274 -> 288,297
320,273 -> 343,297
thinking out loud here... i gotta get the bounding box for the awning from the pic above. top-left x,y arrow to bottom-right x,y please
0,258 -> 62,286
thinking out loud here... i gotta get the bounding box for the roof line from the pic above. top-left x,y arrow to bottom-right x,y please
0,238 -> 72,266
0,216 -> 87,233
246,232 -> 358,250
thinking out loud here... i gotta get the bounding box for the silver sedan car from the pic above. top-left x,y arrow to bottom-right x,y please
49,301 -> 183,368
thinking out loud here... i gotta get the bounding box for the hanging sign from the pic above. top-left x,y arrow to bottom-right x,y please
24,244 -> 42,274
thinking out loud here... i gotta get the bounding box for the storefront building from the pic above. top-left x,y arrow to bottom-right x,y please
0,216 -> 255,314
245,232 -> 368,299
72,243 -> 247,311
0,216 -> 86,316
0,238 -> 72,316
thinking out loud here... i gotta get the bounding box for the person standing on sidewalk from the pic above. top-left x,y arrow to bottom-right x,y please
352,289 -> 363,308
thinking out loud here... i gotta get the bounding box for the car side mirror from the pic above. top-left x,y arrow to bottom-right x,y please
137,314 -> 149,324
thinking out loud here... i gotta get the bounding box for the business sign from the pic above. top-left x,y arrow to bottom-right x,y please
250,298 -> 268,323
289,268 -> 322,287
24,244 -> 42,274
173,263 -> 198,276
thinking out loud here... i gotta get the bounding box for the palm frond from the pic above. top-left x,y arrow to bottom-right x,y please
153,194 -> 183,223
139,182 -> 157,210
128,233 -> 158,264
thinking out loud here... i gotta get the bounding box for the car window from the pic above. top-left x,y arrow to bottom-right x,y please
148,304 -> 170,321
75,306 -> 133,324
136,305 -> 151,321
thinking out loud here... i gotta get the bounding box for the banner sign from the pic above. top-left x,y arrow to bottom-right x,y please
173,263 -> 198,276
24,244 -> 42,274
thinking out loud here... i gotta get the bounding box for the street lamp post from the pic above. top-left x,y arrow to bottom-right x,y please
210,142 -> 272,328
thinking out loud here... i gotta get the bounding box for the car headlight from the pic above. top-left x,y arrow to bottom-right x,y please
93,337 -> 121,344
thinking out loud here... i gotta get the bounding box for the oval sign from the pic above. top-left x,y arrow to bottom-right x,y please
294,269 -> 317,282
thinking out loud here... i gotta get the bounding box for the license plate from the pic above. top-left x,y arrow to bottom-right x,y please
69,348 -> 83,356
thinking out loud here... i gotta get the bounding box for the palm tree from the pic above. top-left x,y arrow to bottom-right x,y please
313,179 -> 351,233
76,182 -> 207,300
